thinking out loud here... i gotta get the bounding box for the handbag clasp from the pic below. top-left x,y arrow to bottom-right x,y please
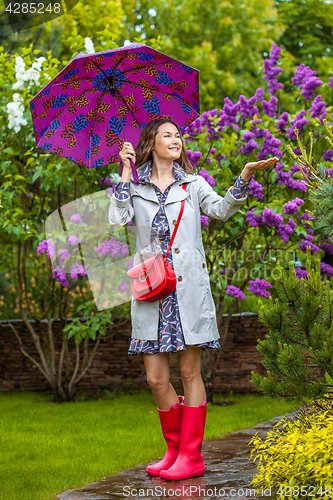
139,271 -> 148,282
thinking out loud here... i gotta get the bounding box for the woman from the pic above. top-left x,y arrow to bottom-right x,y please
108,118 -> 279,480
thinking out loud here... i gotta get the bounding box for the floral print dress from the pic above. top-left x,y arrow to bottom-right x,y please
114,161 -> 250,355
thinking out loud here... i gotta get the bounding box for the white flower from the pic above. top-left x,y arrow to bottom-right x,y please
12,55 -> 46,90
7,93 -> 28,133
84,37 -> 95,54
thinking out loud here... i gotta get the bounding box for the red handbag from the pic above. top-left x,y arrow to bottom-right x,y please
127,183 -> 187,302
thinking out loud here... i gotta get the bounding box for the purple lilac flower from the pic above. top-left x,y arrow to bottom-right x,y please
286,110 -> 309,140
95,237 -> 129,258
128,220 -> 133,226
262,208 -> 283,227
67,235 -> 79,246
322,150 -> 333,162
206,175 -> 215,187
218,97 -> 240,131
238,95 -> 259,120
276,112 -> 289,133
204,157 -> 213,164
303,213 -> 314,221
277,169 -> 291,185
295,268 -> 308,279
59,249 -> 70,267
248,176 -> 264,199
216,153 -> 227,165
329,72 -> 333,88
187,150 -> 202,168
319,243 -> 333,255
254,88 -> 265,101
246,207 -> 283,229
201,215 -> 209,227
52,265 -> 69,287
301,77 -> 323,100
243,130 -> 255,141
252,127 -> 269,139
276,218 -> 297,243
290,164 -> 301,174
263,42 -> 284,95
70,263 -> 87,280
246,209 -> 260,228
284,197 -> 304,215
320,262 -> 333,275
37,239 -> 55,259
127,256 -> 134,270
298,239 -> 320,255
198,169 -> 208,179
226,285 -> 246,300
239,138 -> 258,155
308,95 -> 327,122
247,278 -> 272,298
291,63 -> 317,87
118,279 -> 129,292
70,213 -> 83,224
183,117 -> 203,142
286,177 -> 308,192
257,132 -> 282,161
294,147 -> 302,155
262,95 -> 277,117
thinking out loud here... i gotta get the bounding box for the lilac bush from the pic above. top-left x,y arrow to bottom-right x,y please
181,40 -> 333,317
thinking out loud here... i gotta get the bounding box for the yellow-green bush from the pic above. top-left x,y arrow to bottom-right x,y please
248,398 -> 333,500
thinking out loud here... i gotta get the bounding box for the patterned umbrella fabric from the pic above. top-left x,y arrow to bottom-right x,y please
29,43 -> 200,183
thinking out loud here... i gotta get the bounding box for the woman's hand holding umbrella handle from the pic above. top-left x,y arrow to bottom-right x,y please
119,142 -> 137,183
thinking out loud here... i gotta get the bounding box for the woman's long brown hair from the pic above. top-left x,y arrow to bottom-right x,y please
134,118 -> 193,174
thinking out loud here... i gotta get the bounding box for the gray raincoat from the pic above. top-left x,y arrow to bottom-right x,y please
108,161 -> 247,343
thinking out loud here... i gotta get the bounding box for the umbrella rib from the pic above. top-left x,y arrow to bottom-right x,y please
114,87 -> 144,137
121,77 -> 200,117
120,61 -> 172,76
86,88 -> 109,169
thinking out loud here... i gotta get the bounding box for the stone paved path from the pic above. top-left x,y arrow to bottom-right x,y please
52,414 -> 288,500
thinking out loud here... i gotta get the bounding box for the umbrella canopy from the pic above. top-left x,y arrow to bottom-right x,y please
29,43 -> 200,182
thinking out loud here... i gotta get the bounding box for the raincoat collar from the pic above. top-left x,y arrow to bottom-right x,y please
130,160 -> 196,204
130,159 -> 196,185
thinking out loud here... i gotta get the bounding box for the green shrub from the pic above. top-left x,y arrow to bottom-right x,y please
248,397 -> 333,499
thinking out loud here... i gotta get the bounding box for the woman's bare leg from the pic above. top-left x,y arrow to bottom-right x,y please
177,346 -> 206,406
142,352 -> 179,410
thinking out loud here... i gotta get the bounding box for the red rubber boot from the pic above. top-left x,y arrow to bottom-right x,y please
160,401 -> 207,480
146,395 -> 184,476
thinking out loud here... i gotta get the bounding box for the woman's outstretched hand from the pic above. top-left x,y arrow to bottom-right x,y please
241,156 -> 280,181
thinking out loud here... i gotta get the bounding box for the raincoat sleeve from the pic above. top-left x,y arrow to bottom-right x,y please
229,173 -> 250,200
108,181 -> 134,226
197,174 -> 248,222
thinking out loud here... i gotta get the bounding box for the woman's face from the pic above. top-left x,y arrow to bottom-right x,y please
151,122 -> 182,162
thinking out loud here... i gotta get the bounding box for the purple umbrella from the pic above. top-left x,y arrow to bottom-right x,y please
29,43 -> 200,184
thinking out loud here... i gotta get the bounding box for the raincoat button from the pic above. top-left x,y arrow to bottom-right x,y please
172,219 -> 178,225
202,263 -> 206,268
175,248 -> 180,253
178,276 -> 183,282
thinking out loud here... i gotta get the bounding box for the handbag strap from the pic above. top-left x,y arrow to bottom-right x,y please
164,183 -> 187,260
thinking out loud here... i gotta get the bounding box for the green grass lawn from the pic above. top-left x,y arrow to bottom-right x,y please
0,389 -> 294,500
